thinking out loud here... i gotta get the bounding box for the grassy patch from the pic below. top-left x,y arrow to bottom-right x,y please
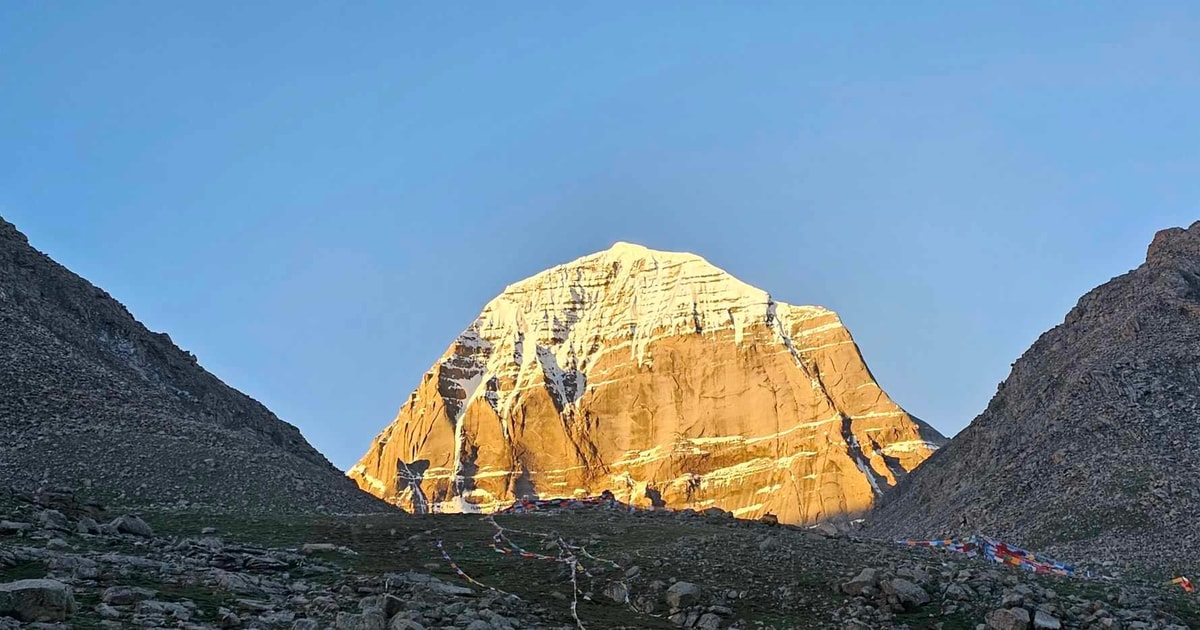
0,559 -> 46,581
1029,572 -> 1118,611
118,574 -> 238,619
141,511 -> 331,547
1161,591 -> 1200,628
894,608 -> 979,629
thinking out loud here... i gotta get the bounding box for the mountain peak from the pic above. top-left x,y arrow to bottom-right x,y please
607,240 -> 650,252
350,243 -> 942,521
1146,220 -> 1200,269
595,241 -> 704,266
0,215 -> 28,244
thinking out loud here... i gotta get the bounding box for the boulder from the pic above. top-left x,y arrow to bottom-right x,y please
840,568 -> 879,596
0,579 -> 77,621
102,585 -> 158,606
0,521 -> 32,535
603,582 -> 630,603
1033,611 -> 1062,630
76,516 -> 101,535
882,578 -> 929,611
986,607 -> 1031,630
665,581 -> 701,609
335,611 -> 386,630
109,515 -> 153,537
136,599 -> 192,621
35,510 -> 70,532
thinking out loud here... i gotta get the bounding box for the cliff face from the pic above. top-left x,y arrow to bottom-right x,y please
0,216 -> 385,513
350,243 -> 942,522
867,223 -> 1200,573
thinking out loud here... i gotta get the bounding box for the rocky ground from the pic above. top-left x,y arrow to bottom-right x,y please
0,488 -> 1197,629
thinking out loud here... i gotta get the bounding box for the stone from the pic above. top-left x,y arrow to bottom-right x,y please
109,515 -> 154,537
757,536 -> 781,552
35,510 -> 70,532
695,612 -> 723,630
388,619 -> 427,630
47,556 -> 98,581
0,579 -> 77,622
347,244 -> 943,521
215,570 -> 266,596
1002,592 -> 1025,608
841,568 -> 880,596
0,521 -> 32,535
293,620 -> 319,630
301,543 -> 338,554
881,578 -> 929,611
336,611 -> 387,630
136,599 -> 192,620
102,586 -> 158,606
245,555 -> 289,572
603,582 -> 629,604
945,583 -> 972,600
986,607 -> 1031,630
260,610 -> 297,628
666,581 -> 702,609
1033,611 -> 1062,630
219,608 -> 243,628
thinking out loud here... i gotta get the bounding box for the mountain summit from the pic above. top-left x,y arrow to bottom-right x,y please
867,222 -> 1200,572
350,243 -> 943,522
0,217 -> 383,513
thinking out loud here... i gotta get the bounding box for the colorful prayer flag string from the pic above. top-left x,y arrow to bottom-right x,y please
896,536 -> 1076,577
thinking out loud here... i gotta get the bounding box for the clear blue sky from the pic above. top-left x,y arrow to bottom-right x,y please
2,3 -> 1197,469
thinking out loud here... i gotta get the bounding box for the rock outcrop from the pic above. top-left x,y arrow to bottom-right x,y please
350,243 -> 943,522
0,216 -> 385,513
868,222 -> 1200,573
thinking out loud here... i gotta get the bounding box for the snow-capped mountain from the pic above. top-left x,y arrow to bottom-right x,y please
350,242 -> 943,523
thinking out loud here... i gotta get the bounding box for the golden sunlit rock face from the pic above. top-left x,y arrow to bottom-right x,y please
349,243 -> 943,523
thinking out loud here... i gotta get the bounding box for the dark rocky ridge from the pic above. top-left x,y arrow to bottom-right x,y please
0,216 -> 386,513
867,222 -> 1200,574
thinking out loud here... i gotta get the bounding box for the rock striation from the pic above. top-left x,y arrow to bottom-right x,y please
0,216 -> 384,513
350,243 -> 943,522
868,222 -> 1200,573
